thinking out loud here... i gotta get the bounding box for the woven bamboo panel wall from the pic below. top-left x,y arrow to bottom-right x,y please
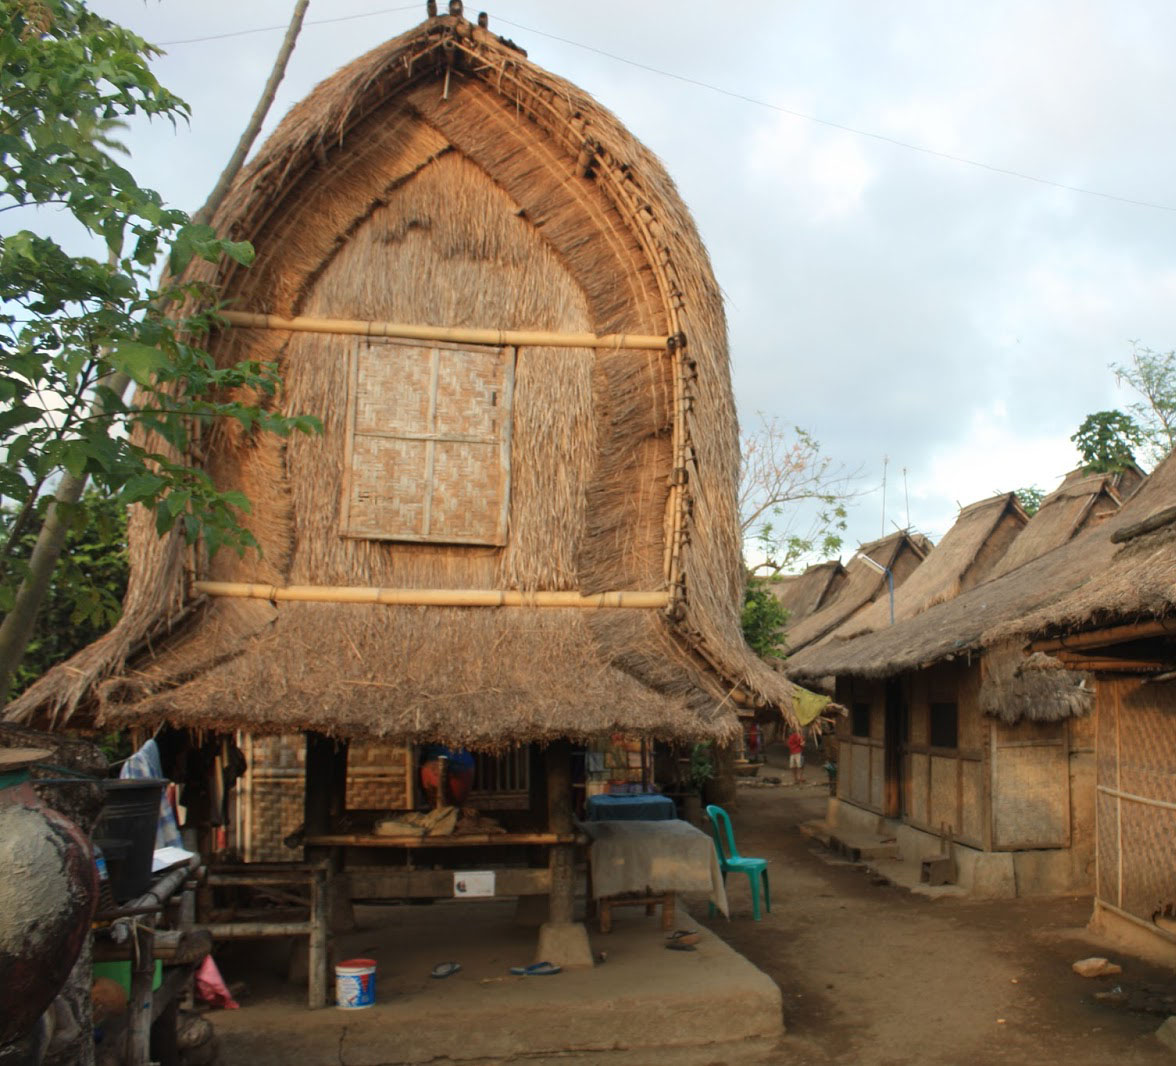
341,342 -> 511,544
1097,679 -> 1176,920
242,735 -> 410,861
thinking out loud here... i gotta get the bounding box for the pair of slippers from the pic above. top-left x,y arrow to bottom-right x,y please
665,929 -> 701,951
509,961 -> 562,976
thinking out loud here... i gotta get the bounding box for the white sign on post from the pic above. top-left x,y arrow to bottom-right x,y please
453,871 -> 496,898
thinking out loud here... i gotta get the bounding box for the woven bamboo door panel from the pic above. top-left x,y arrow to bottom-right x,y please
341,341 -> 513,545
991,719 -> 1069,849
1107,680 -> 1176,920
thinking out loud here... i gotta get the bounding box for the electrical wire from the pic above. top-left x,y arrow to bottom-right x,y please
157,5 -> 420,46
158,5 -> 1175,214
492,15 -> 1176,215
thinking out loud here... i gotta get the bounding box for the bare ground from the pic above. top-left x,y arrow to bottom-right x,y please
699,781 -> 1174,1066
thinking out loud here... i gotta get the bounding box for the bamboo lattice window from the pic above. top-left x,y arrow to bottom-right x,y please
341,340 -> 514,545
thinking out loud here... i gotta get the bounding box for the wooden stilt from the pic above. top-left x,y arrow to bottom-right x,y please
309,862 -> 329,1009
545,741 -> 575,925
126,919 -> 156,1066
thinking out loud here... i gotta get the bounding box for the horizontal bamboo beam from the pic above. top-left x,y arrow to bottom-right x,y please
219,310 -> 672,351
1032,617 -> 1176,654
193,581 -> 669,609
1097,784 -> 1176,813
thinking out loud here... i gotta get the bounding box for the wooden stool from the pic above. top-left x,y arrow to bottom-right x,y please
597,892 -> 675,933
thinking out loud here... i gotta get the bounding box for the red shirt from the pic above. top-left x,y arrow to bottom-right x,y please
787,732 -> 805,755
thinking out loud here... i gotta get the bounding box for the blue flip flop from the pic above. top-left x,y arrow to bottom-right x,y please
509,961 -> 561,976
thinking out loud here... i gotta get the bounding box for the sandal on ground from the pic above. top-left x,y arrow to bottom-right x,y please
431,961 -> 461,978
665,929 -> 700,946
665,941 -> 697,951
509,961 -> 561,976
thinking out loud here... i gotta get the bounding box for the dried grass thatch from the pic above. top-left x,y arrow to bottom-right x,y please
829,493 -> 1026,643
5,10 -> 792,744
995,506 -> 1176,642
782,530 -> 932,655
768,561 -> 848,626
978,643 -> 1093,723
986,468 -> 1135,581
787,453 -> 1176,688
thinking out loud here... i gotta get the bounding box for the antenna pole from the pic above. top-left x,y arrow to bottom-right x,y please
881,455 -> 889,536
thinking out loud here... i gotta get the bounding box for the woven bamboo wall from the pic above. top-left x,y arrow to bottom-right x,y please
1097,678 -> 1176,923
242,735 -> 410,861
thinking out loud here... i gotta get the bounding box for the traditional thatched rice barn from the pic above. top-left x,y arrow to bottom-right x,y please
994,458 -> 1176,961
782,530 -> 933,657
785,471 -> 1154,897
6,7 -> 798,958
768,560 -> 848,628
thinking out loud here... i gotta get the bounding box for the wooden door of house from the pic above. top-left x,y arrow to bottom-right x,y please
884,681 -> 907,818
990,718 -> 1070,850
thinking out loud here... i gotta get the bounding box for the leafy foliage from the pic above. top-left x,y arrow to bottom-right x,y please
1112,343 -> 1176,466
1014,486 -> 1045,517
740,415 -> 859,577
2,489 -> 127,696
741,579 -> 789,659
0,2 -> 320,638
1070,411 -> 1143,474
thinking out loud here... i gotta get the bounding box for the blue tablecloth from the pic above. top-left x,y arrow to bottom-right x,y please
585,793 -> 676,821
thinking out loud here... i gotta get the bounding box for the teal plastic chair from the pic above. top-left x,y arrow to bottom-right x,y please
706,804 -> 770,920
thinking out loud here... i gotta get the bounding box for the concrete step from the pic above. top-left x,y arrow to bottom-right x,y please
800,821 -> 899,863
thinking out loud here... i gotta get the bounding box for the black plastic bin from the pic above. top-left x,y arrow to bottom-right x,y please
94,779 -> 166,902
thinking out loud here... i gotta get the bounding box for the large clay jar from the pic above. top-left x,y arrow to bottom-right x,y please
0,749 -> 98,1048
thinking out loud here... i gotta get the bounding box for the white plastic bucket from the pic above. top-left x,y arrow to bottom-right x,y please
335,957 -> 377,1009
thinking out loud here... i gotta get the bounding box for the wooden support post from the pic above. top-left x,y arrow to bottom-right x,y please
126,918 -> 156,1066
309,863 -> 329,1009
536,741 -> 592,967
546,740 -> 574,925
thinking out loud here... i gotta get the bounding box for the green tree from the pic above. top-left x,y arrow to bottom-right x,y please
741,579 -> 790,659
0,2 -> 318,698
1070,411 -> 1143,474
1014,486 -> 1045,517
2,489 -> 127,696
1112,343 -> 1176,466
740,415 -> 859,577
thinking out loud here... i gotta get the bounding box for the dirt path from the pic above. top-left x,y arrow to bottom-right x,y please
696,784 -> 1174,1066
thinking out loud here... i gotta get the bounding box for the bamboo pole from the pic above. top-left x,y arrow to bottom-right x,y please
193,581 -> 670,609
219,311 -> 671,351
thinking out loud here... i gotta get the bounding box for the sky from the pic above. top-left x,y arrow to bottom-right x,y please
80,0 -> 1176,559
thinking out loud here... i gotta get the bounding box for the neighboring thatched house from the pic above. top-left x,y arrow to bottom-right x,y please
992,461 -> 1176,961
6,7 -> 797,955
785,470 -> 1160,897
821,493 -> 1028,645
768,560 -> 848,628
983,465 -> 1142,582
782,530 -> 933,658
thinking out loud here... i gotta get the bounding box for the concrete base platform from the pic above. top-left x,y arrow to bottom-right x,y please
809,797 -> 1089,898
212,901 -> 782,1065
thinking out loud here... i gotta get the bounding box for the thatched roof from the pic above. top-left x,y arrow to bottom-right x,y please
768,561 -> 848,625
782,530 -> 932,656
977,644 -> 1092,724
993,481 -> 1176,644
5,10 -> 795,747
985,467 -> 1133,581
826,493 -> 1026,644
786,453 -> 1176,690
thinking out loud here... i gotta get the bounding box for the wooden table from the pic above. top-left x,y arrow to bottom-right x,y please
304,831 -> 585,901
